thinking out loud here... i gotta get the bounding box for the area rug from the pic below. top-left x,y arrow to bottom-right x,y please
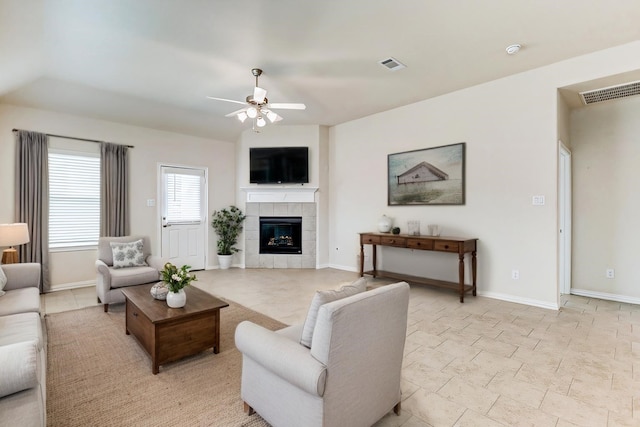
45,299 -> 285,426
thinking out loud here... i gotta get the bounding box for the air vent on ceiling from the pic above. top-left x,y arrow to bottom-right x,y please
580,81 -> 640,105
378,57 -> 406,71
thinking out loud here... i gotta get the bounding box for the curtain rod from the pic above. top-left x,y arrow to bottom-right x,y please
12,129 -> 134,148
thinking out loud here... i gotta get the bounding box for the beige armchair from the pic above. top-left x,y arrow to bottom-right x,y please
95,236 -> 164,312
235,281 -> 410,427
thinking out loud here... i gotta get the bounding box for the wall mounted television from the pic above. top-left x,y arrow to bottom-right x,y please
249,146 -> 309,184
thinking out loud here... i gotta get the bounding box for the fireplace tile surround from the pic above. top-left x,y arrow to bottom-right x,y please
244,202 -> 316,269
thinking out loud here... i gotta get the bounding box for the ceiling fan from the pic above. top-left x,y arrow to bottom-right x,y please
207,68 -> 306,129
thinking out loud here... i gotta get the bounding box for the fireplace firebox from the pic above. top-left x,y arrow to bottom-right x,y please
259,217 -> 302,254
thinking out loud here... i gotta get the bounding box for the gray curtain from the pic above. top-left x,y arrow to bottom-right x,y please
100,142 -> 129,237
14,130 -> 49,292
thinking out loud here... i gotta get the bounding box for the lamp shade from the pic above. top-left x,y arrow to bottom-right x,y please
0,223 -> 30,247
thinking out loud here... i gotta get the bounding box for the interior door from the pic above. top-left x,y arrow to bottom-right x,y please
160,165 -> 207,270
558,142 -> 572,295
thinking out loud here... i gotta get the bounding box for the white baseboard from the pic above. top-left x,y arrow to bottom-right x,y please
48,280 -> 95,292
327,263 -> 358,272
477,290 -> 559,311
570,288 -> 640,305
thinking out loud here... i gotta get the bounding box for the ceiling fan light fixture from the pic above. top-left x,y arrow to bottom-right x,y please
237,111 -> 248,123
266,110 -> 279,123
208,68 -> 306,129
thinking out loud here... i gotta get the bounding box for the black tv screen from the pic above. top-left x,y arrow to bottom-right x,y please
250,147 -> 309,184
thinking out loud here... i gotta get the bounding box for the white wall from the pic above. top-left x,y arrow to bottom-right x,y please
3,40 -> 640,305
571,95 -> 640,302
0,104 -> 235,288
328,40 -> 640,309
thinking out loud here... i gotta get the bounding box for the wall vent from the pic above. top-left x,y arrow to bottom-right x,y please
580,81 -> 640,105
378,57 -> 406,71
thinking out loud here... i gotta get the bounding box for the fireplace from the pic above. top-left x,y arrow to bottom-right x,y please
259,217 -> 302,254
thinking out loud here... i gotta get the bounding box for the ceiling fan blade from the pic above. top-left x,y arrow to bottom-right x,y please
224,107 -> 249,118
269,103 -> 306,110
206,96 -> 246,105
253,87 -> 267,104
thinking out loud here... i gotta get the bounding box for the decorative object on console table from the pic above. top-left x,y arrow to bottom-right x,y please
388,142 -> 465,205
0,223 -> 30,264
428,224 -> 440,236
160,262 -> 197,308
211,206 -> 246,270
358,232 -> 477,303
377,215 -> 393,233
407,220 -> 420,236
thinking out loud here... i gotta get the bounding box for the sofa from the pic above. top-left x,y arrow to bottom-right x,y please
0,263 -> 45,427
235,280 -> 410,427
95,235 -> 164,312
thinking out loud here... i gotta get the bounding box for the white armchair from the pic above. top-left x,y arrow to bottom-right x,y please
95,235 -> 164,312
235,281 -> 410,427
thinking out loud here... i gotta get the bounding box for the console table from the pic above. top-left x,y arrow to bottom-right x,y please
359,232 -> 478,302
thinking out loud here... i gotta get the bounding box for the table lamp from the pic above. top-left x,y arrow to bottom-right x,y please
0,223 -> 30,264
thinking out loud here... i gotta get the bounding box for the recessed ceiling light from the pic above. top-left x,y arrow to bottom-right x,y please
506,44 -> 521,55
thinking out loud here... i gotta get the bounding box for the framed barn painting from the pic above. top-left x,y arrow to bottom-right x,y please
388,142 -> 465,205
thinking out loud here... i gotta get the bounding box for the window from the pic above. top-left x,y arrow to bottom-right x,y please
164,169 -> 203,224
49,150 -> 100,249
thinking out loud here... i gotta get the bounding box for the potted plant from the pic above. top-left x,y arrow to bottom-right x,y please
160,262 -> 197,308
211,205 -> 246,269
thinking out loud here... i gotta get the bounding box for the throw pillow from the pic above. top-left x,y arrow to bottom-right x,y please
0,265 -> 6,297
299,277 -> 368,348
110,239 -> 147,269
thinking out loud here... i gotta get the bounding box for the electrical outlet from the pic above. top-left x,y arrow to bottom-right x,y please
606,269 -> 615,279
512,269 -> 520,280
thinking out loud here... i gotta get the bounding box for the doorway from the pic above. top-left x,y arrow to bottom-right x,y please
558,142 -> 572,295
159,165 -> 207,270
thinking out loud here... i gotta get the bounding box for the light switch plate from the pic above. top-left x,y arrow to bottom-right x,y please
146,199 -> 156,207
532,195 -> 545,206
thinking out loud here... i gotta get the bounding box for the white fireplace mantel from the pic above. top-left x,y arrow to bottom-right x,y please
241,186 -> 318,203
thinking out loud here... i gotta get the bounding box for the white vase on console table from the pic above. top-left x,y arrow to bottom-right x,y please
377,215 -> 393,233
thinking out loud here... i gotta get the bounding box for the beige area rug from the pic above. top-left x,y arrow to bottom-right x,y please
45,299 -> 285,427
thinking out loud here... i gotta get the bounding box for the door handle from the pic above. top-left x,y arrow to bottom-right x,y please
163,224 -> 171,228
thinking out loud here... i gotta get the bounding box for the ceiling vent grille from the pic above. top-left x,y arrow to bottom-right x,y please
378,57 -> 406,71
580,81 -> 640,105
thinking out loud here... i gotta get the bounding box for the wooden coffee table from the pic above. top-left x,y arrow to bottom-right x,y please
121,284 -> 229,374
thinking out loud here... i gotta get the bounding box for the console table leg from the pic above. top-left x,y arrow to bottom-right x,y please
458,254 -> 465,303
472,251 -> 477,296
359,244 -> 365,277
372,245 -> 377,278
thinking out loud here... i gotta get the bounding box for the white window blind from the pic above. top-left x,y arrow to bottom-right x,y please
165,171 -> 203,224
49,151 -> 100,248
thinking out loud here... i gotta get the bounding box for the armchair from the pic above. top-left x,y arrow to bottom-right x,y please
95,235 -> 163,312
235,281 -> 410,427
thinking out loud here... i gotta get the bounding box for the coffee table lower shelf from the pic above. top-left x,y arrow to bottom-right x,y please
362,270 -> 475,297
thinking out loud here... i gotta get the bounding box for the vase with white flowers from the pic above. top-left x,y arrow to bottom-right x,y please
161,262 -> 197,308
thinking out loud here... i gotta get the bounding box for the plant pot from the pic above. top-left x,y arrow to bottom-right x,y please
218,254 -> 232,270
166,289 -> 186,308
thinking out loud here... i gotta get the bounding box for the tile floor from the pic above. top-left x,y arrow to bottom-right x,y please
43,268 -> 640,427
